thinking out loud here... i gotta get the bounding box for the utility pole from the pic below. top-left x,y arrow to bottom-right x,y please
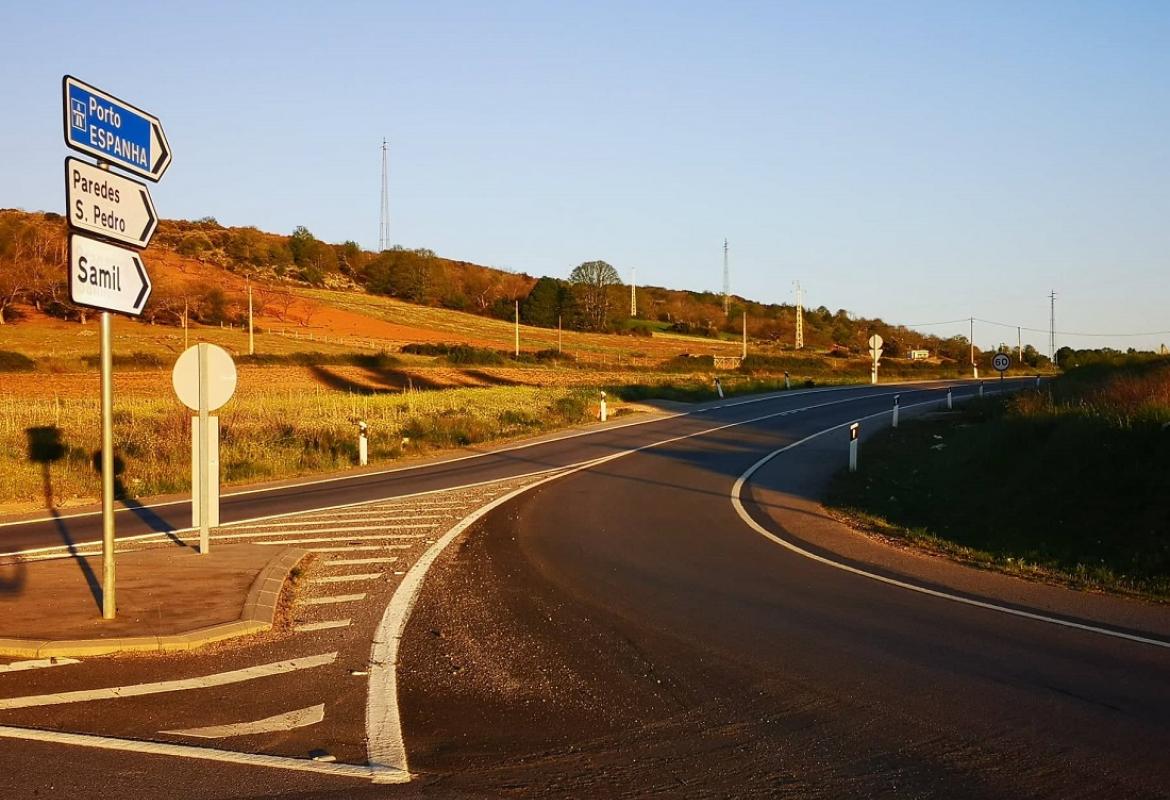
722,238 -> 730,316
378,139 -> 390,252
630,267 -> 637,317
970,317 -> 977,378
557,314 -> 562,353
1017,325 -> 1022,365
742,312 -> 748,359
514,300 -> 520,357
794,280 -> 804,350
247,279 -> 254,356
1049,290 -> 1057,368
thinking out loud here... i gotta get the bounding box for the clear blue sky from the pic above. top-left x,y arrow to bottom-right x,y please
4,1 -> 1169,351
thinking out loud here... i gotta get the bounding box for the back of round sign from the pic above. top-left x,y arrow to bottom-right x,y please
172,344 -> 237,411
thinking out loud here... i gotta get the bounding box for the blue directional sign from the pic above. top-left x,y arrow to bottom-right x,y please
62,76 -> 171,181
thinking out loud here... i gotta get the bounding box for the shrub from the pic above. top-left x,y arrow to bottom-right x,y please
0,351 -> 36,372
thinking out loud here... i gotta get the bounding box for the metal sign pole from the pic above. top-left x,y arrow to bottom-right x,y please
100,311 -> 116,619
198,342 -> 210,554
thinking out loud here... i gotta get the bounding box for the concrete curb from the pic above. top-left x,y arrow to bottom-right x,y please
0,548 -> 308,658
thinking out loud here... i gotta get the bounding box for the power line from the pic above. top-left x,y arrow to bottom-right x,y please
907,316 -> 1170,339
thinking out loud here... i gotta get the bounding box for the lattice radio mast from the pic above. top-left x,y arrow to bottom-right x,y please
722,238 -> 730,316
794,280 -> 804,350
378,139 -> 390,252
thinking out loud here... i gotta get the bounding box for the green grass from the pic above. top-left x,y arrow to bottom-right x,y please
825,362 -> 1170,599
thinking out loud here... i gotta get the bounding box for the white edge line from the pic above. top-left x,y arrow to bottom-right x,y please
728,399 -> 1170,651
0,725 -> 406,783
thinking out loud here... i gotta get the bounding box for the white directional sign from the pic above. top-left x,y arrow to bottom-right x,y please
68,234 -> 152,315
992,353 -> 1011,373
63,76 -> 171,181
65,158 -> 158,248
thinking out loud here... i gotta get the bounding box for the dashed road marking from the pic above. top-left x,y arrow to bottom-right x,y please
255,537 -> 418,547
303,594 -> 367,606
0,653 -> 338,710
0,658 -> 81,674
220,516 -> 443,530
214,525 -> 434,541
329,557 -> 398,566
311,573 -> 382,585
162,704 -> 326,738
295,619 -> 353,633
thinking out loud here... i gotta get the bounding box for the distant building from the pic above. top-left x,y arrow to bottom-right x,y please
909,349 -> 930,360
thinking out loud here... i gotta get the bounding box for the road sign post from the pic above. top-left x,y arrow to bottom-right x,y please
63,77 -> 169,619
992,353 -> 1010,389
868,335 -> 884,384
173,344 -> 237,555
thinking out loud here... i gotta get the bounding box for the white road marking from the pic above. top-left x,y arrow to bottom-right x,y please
221,516 -> 443,530
214,525 -> 434,540
0,658 -> 81,674
0,653 -> 338,710
0,725 -> 407,782
162,704 -> 326,738
303,594 -> 366,605
308,546 -> 397,553
330,557 -> 398,565
254,537 -> 418,546
295,619 -> 353,632
728,403 -> 1170,652
311,573 -> 382,584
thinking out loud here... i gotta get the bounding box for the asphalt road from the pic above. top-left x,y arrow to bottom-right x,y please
9,377 -> 1157,799
397,379 -> 1170,798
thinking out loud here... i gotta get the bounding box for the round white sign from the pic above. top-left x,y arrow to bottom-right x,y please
868,334 -> 884,350
992,353 -> 1011,373
172,344 -> 238,411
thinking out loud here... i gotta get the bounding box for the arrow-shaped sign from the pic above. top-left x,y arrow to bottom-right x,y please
65,158 -> 158,248
69,234 -> 153,316
62,76 -> 171,182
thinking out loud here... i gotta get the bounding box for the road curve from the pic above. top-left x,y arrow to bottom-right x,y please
1,380 -> 987,557
397,382 -> 1170,798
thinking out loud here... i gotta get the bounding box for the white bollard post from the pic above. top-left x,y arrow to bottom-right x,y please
849,423 -> 860,473
358,420 -> 368,467
599,391 -> 607,422
784,371 -> 790,390
1035,375 -> 1041,390
946,388 -> 953,410
892,394 -> 900,428
715,377 -> 724,399
979,380 -> 985,398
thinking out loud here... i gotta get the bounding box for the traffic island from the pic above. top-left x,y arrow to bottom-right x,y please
0,544 -> 307,658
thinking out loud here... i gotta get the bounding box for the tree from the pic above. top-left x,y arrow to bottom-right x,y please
568,260 -> 621,331
521,277 -> 565,327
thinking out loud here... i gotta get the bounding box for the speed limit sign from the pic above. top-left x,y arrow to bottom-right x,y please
992,353 -> 1011,373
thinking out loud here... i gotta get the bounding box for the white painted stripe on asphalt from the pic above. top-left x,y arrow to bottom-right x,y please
0,725 -> 407,782
254,537 -> 418,546
307,546 -> 394,553
303,594 -> 366,606
330,557 -> 398,565
295,619 -> 353,632
214,525 -> 434,540
221,516 -> 443,530
0,658 -> 81,674
0,653 -> 338,710
311,573 -> 382,584
728,404 -> 1170,652
162,704 -> 326,738
2,379 -> 986,532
